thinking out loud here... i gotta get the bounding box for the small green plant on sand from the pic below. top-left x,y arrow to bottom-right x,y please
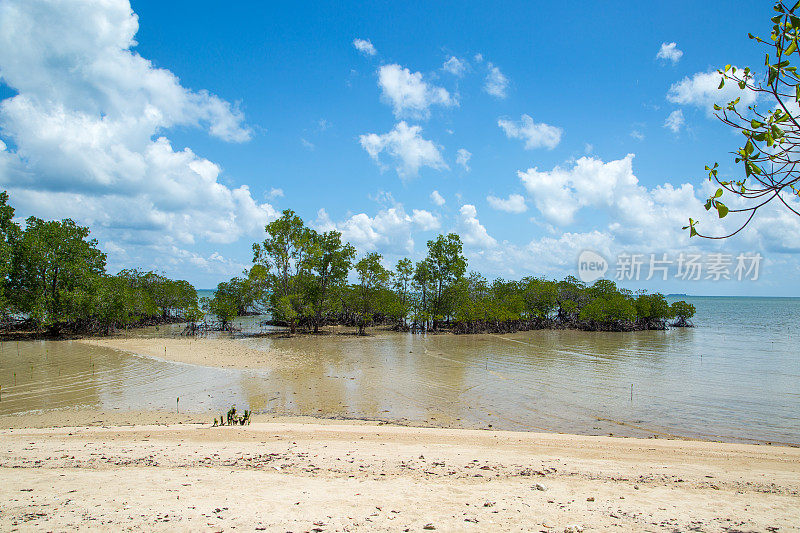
212,405 -> 251,426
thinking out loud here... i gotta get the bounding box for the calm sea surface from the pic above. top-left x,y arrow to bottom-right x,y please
1,296 -> 798,445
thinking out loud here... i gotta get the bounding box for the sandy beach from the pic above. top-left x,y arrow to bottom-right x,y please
0,412 -> 798,532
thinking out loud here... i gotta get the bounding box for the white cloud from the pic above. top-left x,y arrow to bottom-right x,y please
667,69 -> 758,115
442,56 -> 466,76
484,62 -> 509,98
498,114 -> 563,150
377,64 -> 457,119
353,38 -> 377,56
0,0 -> 275,266
656,42 -> 683,64
519,155 -> 641,226
300,138 -> 315,150
474,53 -> 484,63
458,204 -> 497,249
487,193 -> 527,213
359,121 -> 447,178
630,129 -> 645,141
456,148 -> 472,171
476,230 -> 615,278
313,204 -> 439,255
430,190 -> 446,206
469,156 -> 800,280
516,154 -> 727,251
664,109 -> 685,133
267,188 -> 284,199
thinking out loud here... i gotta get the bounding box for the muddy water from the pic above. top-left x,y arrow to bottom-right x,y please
1,296 -> 798,444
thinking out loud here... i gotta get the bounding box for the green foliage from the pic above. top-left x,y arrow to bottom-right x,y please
0,191 -> 20,316
579,293 -> 637,326
213,405 -> 251,426
634,293 -> 674,324
10,216 -> 107,328
252,209 -> 314,333
556,276 -> 589,321
205,280 -> 240,329
688,1 -> 800,237
424,233 -> 467,329
670,300 -> 696,325
520,277 -> 559,318
353,252 -> 391,335
0,192 -> 199,334
305,230 -> 355,331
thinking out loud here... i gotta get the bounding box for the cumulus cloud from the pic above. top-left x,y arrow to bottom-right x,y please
498,114 -> 563,150
0,0 -> 276,265
664,109 -> 685,133
484,62 -> 509,98
359,121 -> 447,178
487,193 -> 527,213
656,42 -> 683,64
314,204 -> 439,255
353,38 -> 377,56
377,64 -> 457,119
430,190 -> 446,206
515,154 -> 733,253
458,204 -> 497,249
667,69 -> 758,115
456,148 -> 472,171
442,56 -> 466,76
465,154 -> 800,280
475,230 -> 615,278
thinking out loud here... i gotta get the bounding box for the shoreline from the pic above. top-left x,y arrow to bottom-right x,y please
1,415 -> 798,531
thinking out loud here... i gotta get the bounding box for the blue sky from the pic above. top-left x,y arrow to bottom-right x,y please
1,0 -> 797,294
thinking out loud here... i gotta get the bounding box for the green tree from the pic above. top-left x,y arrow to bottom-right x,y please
10,217 -> 106,330
252,209 -> 313,334
425,233 -> 467,330
579,293 -> 636,329
670,300 -> 696,327
305,230 -> 355,332
0,191 -> 20,317
519,277 -> 558,319
411,259 -> 434,330
353,252 -> 390,335
556,276 -> 589,322
634,292 -> 674,328
687,1 -> 800,238
205,281 -> 239,331
392,258 -> 414,327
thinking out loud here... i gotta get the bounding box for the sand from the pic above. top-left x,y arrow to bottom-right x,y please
81,336 -> 302,370
0,412 -> 798,532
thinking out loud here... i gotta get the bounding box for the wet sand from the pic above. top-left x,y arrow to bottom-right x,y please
81,336 -> 303,370
0,413 -> 797,532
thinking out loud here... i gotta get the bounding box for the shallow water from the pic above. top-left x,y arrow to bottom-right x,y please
1,296 -> 798,444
